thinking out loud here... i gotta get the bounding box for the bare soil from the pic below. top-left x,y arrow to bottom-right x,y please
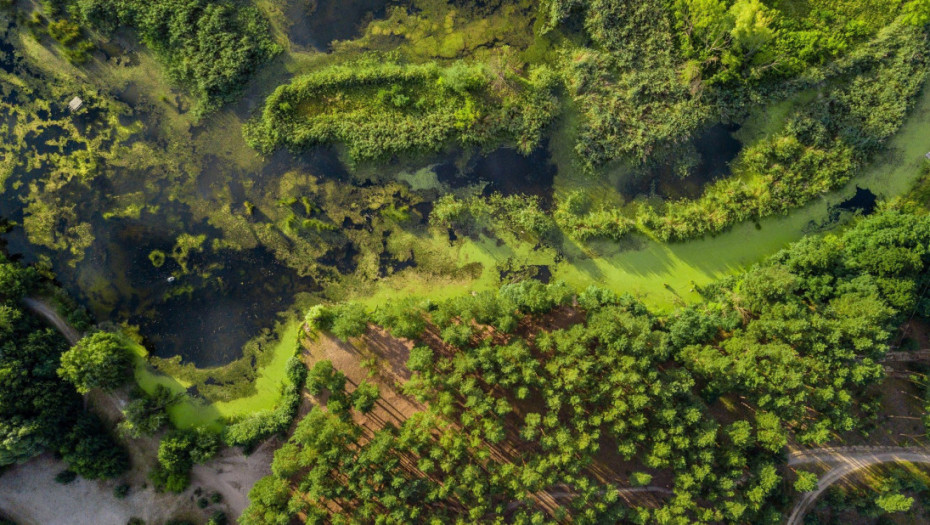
301,325 -> 425,434
0,390 -> 274,525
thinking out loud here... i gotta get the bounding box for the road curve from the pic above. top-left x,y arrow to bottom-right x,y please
22,297 -> 82,345
786,447 -> 930,525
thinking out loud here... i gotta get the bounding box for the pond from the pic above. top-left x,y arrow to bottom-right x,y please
285,0 -> 391,50
617,123 -> 743,200
3,23 -> 928,372
434,143 -> 557,204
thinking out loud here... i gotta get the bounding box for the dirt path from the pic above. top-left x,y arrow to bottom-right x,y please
22,296 -> 82,345
3,298 -> 273,523
303,327 -> 426,434
504,484 -> 673,514
785,446 -> 930,525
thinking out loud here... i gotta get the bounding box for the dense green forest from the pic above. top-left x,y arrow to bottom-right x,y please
244,0 -> 930,241
243,208 -> 930,523
0,254 -> 127,479
59,0 -> 280,114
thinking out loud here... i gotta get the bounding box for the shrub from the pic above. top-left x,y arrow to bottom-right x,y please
55,469 -> 77,484
329,303 -> 368,341
152,428 -> 219,492
351,382 -> 380,414
114,483 -> 130,499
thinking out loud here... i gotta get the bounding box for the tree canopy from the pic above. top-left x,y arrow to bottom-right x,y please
0,255 -> 127,479
58,331 -> 133,394
245,209 -> 930,523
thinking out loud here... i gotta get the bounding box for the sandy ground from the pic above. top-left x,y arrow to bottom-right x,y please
1,297 -> 277,524
0,440 -> 273,525
0,452 -> 192,524
302,326 -> 425,434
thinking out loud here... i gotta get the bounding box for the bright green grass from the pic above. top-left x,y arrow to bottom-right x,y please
212,319 -> 301,416
131,319 -> 301,430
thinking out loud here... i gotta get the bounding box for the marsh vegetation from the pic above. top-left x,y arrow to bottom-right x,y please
1,0 -> 930,522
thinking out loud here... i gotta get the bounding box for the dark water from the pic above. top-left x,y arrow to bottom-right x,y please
0,81 -> 346,367
136,245 -> 315,366
436,144 -> 557,205
286,0 -> 390,50
2,208 -> 318,367
835,186 -> 878,214
0,88 -> 324,367
621,124 -> 742,200
804,186 -> 878,233
0,34 -> 18,74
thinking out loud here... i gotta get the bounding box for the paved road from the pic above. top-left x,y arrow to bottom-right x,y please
22,297 -> 82,345
785,446 -> 930,525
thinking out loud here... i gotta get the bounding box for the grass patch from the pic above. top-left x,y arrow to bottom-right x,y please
131,318 -> 303,430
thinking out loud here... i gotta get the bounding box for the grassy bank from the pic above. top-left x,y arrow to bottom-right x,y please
131,319 -> 302,430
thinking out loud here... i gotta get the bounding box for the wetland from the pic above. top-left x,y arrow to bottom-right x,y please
0,0 -> 927,428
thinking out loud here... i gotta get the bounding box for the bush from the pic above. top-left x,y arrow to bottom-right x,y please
351,382 -> 380,414
372,299 -> 426,340
152,428 -> 220,492
149,465 -> 189,493
59,414 -> 129,480
114,483 -> 130,499
119,386 -> 178,438
499,280 -> 571,315
55,469 -> 77,484
330,303 -> 368,341
794,471 -> 818,492
46,18 -> 93,63
224,356 -> 306,451
630,472 -> 653,487
305,304 -> 335,332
